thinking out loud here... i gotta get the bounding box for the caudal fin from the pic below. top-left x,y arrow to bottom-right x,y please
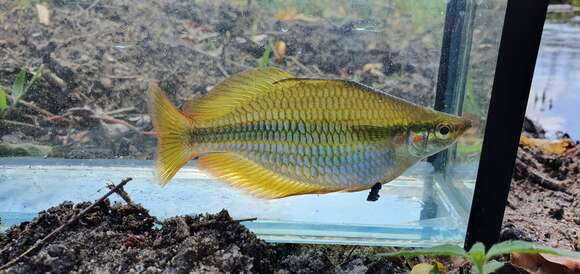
148,81 -> 193,186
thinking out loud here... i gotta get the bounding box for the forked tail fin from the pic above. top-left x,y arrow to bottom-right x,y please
148,81 -> 193,186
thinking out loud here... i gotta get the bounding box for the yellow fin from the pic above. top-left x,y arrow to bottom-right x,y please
183,68 -> 292,121
197,152 -> 337,199
148,81 -> 194,186
273,78 -> 422,107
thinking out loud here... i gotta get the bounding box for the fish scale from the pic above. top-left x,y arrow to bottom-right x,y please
193,116 -> 397,188
148,68 -> 470,198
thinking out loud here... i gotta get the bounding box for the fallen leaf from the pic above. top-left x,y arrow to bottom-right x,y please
511,253 -> 580,274
363,63 -> 383,72
250,34 -> 268,44
36,4 -> 50,26
363,63 -> 384,77
273,40 -> 286,60
410,262 -> 445,274
411,263 -> 436,274
542,254 -> 580,271
519,135 -> 574,155
274,7 -> 297,21
293,14 -> 321,23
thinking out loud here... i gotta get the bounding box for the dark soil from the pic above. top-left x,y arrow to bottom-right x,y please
0,200 -> 415,274
501,142 -> 580,252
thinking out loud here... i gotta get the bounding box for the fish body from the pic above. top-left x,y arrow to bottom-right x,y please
148,68 -> 470,198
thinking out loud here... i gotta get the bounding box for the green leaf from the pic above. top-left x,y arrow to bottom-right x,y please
428,265 -> 441,274
467,243 -> 487,273
12,68 -> 27,100
482,260 -> 504,274
260,45 -> 272,68
26,64 -> 45,91
486,241 -> 562,259
380,244 -> 467,258
0,87 -> 7,112
468,242 -> 486,258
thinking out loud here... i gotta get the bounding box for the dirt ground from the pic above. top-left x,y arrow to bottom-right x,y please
0,200 -> 421,274
501,142 -> 580,252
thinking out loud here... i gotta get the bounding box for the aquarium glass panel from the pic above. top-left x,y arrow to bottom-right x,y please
1,0 -> 508,246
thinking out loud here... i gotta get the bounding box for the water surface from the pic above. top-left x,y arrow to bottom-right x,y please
527,21 -> 580,139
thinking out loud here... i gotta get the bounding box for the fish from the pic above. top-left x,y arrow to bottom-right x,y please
148,68 -> 471,199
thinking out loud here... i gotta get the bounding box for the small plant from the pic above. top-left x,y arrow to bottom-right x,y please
259,45 -> 272,68
0,86 -> 7,113
0,64 -> 45,117
381,240 -> 574,274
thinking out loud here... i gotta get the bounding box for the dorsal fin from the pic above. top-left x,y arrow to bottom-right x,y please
183,68 -> 292,122
271,78 -> 421,107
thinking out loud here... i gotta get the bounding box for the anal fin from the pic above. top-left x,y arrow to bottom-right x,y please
197,152 -> 337,199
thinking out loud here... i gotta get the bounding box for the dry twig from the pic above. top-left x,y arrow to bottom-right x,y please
216,62 -> 230,77
6,95 -> 57,118
0,119 -> 41,129
106,181 -> 132,204
288,56 -> 316,76
189,217 -> 257,231
514,156 -> 570,194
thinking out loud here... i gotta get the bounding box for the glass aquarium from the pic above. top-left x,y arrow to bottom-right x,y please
0,0 -> 508,247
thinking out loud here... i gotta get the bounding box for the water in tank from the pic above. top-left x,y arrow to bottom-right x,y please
0,0 -> 508,247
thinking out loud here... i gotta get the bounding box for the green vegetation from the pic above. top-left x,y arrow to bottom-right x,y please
464,73 -> 486,119
381,241 -> 575,274
391,0 -> 446,31
260,45 -> 272,68
0,65 -> 45,118
0,87 -> 7,113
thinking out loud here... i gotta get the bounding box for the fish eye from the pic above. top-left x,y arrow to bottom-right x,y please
436,123 -> 451,139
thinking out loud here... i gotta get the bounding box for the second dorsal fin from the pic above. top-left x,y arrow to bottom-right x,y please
182,68 -> 292,122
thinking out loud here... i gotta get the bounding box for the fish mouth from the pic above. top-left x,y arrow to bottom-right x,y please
456,118 -> 473,137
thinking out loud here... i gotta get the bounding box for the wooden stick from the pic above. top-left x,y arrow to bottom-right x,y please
96,115 -> 144,135
0,119 -> 41,129
288,56 -> 316,76
106,181 -> 132,204
0,178 -> 133,271
189,217 -> 257,231
8,95 -> 57,118
216,62 -> 230,78
105,106 -> 135,116
514,158 -> 570,194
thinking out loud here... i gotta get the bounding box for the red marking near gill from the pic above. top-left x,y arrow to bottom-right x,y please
412,135 -> 423,145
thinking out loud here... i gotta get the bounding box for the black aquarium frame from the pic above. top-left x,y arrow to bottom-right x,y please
461,0 -> 548,249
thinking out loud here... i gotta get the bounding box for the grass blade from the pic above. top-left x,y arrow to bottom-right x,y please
379,244 -> 467,258
26,64 -> 45,91
260,45 -> 272,68
12,68 -> 27,100
0,87 -> 7,112
486,241 -> 563,259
